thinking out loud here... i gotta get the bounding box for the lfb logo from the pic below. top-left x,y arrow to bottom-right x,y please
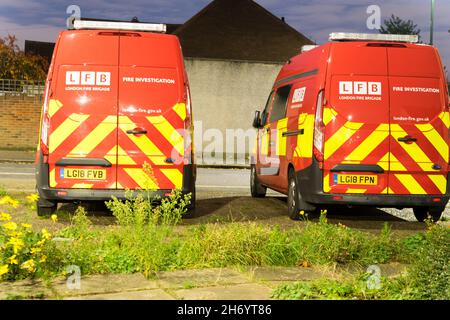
339,81 -> 381,95
66,71 -> 111,86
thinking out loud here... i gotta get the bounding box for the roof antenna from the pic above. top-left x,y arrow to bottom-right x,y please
281,17 -> 285,22
131,16 -> 139,22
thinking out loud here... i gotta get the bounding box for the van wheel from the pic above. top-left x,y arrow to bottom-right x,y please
37,201 -> 57,217
287,169 -> 314,220
413,207 -> 443,222
250,165 -> 266,198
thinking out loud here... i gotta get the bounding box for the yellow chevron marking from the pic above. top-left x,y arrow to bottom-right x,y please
173,103 -> 187,121
104,146 -> 117,165
148,156 -> 169,166
49,169 -> 56,188
120,116 -> 165,158
391,124 -> 432,169
382,187 -> 395,194
71,183 -> 94,189
69,115 -> 116,156
297,115 -> 315,158
323,107 -> 336,126
298,113 -> 307,125
48,99 -> 63,117
428,174 -> 447,194
323,174 -> 330,192
344,124 -> 389,161
49,114 -> 89,153
395,174 -> 426,194
389,153 -> 407,171
147,115 -> 184,156
439,112 -> 450,129
124,168 -> 159,190
276,118 -> 288,156
160,169 -> 183,189
416,124 -> 448,162
377,153 -> 389,171
324,122 -> 363,160
117,182 -> 123,189
115,145 -> 136,165
261,125 -> 269,156
346,188 -> 366,194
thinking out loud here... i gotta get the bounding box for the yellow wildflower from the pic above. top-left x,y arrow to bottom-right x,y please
41,228 -> 51,240
8,255 -> 18,265
30,247 -> 42,255
0,213 -> 11,221
2,221 -> 17,231
26,193 -> 39,203
51,214 -> 58,223
8,237 -> 24,253
0,264 -> 8,277
20,259 -> 36,273
39,255 -> 47,263
299,210 -> 305,216
0,196 -> 19,208
36,239 -> 46,246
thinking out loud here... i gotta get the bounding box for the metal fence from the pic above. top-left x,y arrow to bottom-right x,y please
0,79 -> 45,101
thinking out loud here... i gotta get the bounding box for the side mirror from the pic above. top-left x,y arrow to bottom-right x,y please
252,110 -> 261,128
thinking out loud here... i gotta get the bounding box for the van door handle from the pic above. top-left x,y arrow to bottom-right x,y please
398,136 -> 417,144
126,129 -> 147,135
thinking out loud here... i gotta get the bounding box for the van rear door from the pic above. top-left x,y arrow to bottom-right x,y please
117,33 -> 186,190
388,45 -> 448,195
324,43 -> 390,194
48,31 -> 119,189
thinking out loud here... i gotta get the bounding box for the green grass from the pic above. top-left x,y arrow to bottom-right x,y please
2,190 -> 449,300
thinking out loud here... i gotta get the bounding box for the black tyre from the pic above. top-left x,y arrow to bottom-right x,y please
413,207 -> 443,222
37,201 -> 57,217
287,169 -> 315,220
250,165 -> 266,198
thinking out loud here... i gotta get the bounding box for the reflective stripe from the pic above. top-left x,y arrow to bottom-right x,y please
394,174 -> 427,194
69,115 -> 116,156
160,169 -> 183,189
324,122 -> 363,160
344,124 -> 389,161
49,114 -> 89,153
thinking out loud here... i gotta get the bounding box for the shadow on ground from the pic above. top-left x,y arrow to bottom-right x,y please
54,194 -> 426,234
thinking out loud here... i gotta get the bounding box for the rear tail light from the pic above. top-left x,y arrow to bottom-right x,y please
183,86 -> 194,165
313,90 -> 325,163
40,83 -> 51,163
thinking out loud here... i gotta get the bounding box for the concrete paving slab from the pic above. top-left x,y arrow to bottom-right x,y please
0,279 -> 50,300
50,273 -> 158,297
154,268 -> 248,289
174,283 -> 273,300
246,266 -> 325,282
65,289 -> 174,300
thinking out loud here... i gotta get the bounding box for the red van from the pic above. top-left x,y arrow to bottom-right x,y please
36,20 -> 195,215
251,33 -> 449,222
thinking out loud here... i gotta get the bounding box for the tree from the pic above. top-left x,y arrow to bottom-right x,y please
380,14 -> 421,42
0,35 -> 49,81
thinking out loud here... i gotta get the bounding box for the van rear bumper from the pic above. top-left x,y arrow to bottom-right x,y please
38,187 -> 181,202
36,153 -> 196,205
297,159 -> 450,208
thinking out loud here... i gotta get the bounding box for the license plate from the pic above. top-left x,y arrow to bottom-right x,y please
334,174 -> 377,186
60,168 -> 106,180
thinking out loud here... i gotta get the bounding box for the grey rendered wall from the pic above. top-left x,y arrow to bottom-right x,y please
185,58 -> 283,165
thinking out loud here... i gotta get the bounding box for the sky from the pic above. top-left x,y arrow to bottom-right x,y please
0,0 -> 448,71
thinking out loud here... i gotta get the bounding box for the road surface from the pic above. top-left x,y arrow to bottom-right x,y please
0,163 -> 448,232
